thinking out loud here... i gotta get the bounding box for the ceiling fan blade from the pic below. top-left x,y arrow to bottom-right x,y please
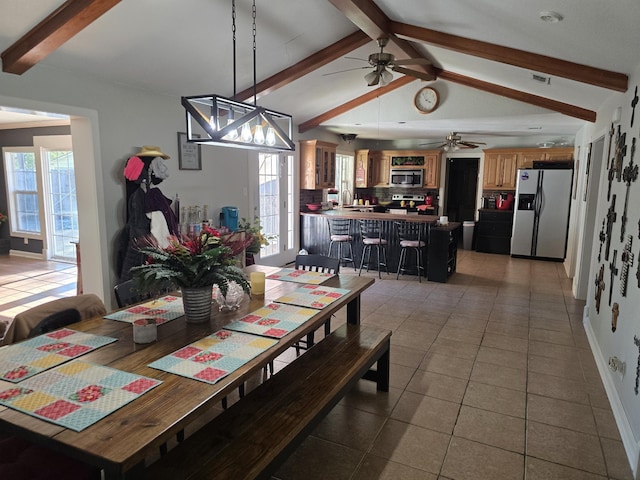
392,58 -> 431,66
344,56 -> 369,63
458,141 -> 484,148
322,66 -> 370,77
391,66 -> 434,81
420,141 -> 446,147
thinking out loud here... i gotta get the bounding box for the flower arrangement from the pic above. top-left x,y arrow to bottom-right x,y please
239,216 -> 276,254
0,212 -> 7,225
131,226 -> 250,296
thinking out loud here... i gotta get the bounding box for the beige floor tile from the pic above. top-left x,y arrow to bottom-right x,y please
527,393 -> 597,435
418,352 -> 474,379
437,325 -> 484,345
528,339 -> 580,361
340,381 -> 402,417
484,322 -> 529,339
470,361 -> 526,391
481,333 -> 528,353
389,344 -> 425,369
475,345 -> 527,370
370,419 -> 450,474
526,371 -> 590,405
275,435 -> 364,480
362,312 -> 406,330
352,454 -> 437,480
600,437 -> 635,480
528,353 -> 585,381
428,337 -> 479,361
397,318 -> 442,337
592,406 -> 623,441
312,404 -> 386,451
389,363 -> 416,390
390,390 -> 460,434
453,405 -> 525,453
462,381 -> 526,418
529,315 -> 573,333
440,436 -> 524,480
529,327 -> 575,346
390,329 -> 437,351
525,456 -> 607,480
444,313 -> 489,332
406,369 -> 468,403
526,420 -> 606,476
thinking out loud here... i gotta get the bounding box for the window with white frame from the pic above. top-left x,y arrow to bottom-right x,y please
3,148 -> 42,237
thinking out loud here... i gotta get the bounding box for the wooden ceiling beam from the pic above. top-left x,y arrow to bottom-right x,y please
2,0 -> 121,75
235,30 -> 370,102
298,75 -> 414,133
392,21 -> 628,92
437,69 -> 596,122
328,0 -> 435,80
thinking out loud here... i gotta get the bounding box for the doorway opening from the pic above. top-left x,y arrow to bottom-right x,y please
444,157 -> 479,222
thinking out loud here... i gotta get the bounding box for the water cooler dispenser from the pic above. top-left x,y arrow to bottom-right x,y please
220,206 -> 239,231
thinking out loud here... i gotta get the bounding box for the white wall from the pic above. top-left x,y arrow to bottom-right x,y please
578,63 -> 640,476
0,65 -> 253,307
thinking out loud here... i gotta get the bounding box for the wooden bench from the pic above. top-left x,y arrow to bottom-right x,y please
144,323 -> 391,480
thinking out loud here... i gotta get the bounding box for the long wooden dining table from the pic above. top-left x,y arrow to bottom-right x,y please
0,266 -> 374,479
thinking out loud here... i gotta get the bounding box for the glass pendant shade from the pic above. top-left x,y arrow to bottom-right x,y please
380,69 -> 393,86
364,71 -> 377,84
240,121 -> 253,142
253,124 -> 265,145
265,127 -> 276,146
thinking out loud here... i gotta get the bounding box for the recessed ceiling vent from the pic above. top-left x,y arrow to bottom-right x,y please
532,73 -> 550,84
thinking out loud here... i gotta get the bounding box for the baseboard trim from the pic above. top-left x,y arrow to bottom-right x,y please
583,306 -> 639,479
9,250 -> 45,260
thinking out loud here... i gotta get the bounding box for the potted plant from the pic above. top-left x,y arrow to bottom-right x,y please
239,216 -> 276,265
131,226 -> 250,323
0,212 -> 8,255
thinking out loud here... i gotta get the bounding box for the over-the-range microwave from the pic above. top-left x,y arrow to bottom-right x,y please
389,169 -> 423,188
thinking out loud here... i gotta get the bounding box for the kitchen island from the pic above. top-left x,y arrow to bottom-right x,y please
301,210 -> 460,282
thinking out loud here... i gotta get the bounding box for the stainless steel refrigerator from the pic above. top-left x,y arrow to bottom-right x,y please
511,168 -> 573,260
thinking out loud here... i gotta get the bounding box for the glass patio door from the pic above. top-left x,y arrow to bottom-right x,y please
254,152 -> 296,266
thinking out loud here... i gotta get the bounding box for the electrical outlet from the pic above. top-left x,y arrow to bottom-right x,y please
23,237 -> 28,245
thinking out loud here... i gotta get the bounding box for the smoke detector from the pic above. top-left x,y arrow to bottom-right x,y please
539,11 -> 563,23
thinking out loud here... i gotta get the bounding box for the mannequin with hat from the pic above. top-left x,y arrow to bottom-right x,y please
118,146 -> 179,282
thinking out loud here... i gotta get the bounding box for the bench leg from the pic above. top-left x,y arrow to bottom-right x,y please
376,344 -> 390,392
346,295 -> 361,325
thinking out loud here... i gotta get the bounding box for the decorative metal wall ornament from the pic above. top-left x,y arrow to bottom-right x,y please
606,122 -> 615,170
632,86 -> 639,128
609,249 -> 619,306
611,302 -> 619,332
608,126 -> 621,200
620,235 -> 634,297
615,129 -> 627,182
620,137 -> 638,241
598,219 -> 606,262
594,264 -> 605,314
634,336 -> 640,395
181,0 -> 294,152
605,195 -> 617,261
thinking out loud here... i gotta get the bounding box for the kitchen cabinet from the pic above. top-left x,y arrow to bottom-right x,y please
372,151 -> 390,186
483,152 -> 518,190
516,147 -> 574,169
428,224 -> 458,282
300,140 -> 337,189
423,153 -> 441,188
475,209 -> 513,254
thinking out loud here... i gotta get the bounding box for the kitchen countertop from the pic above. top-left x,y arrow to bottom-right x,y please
301,209 -> 460,230
478,208 -> 514,213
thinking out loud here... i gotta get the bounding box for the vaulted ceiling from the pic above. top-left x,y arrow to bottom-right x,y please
1,0 -> 638,147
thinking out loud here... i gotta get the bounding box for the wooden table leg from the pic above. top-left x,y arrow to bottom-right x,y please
346,295 -> 361,325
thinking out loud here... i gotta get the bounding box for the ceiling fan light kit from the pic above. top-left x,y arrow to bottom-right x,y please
181,0 -> 294,152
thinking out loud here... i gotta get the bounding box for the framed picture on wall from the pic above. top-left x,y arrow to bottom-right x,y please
178,132 -> 201,170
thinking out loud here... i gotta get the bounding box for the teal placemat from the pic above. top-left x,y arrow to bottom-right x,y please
224,303 -> 317,338
266,268 -> 335,284
105,295 -> 184,325
148,330 -> 277,385
0,360 -> 162,432
273,284 -> 350,310
0,329 -> 117,383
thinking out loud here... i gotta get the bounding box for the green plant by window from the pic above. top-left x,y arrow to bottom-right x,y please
239,217 -> 277,254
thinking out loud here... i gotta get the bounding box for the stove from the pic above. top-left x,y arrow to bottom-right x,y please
389,193 -> 425,212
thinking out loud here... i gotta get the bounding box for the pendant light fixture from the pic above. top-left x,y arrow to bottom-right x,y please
182,0 -> 294,152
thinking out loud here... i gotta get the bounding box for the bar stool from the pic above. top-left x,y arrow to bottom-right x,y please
358,219 -> 389,279
327,218 -> 356,270
395,221 -> 427,282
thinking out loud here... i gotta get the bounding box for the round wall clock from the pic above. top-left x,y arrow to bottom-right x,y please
414,86 -> 439,114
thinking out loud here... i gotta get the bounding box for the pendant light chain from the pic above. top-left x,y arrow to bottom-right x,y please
252,0 -> 257,105
231,0 -> 237,98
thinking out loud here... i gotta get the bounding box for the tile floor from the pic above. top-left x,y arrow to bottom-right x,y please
0,251 -> 634,479
0,255 -> 78,339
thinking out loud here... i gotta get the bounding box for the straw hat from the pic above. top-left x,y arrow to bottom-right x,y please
135,145 -> 170,159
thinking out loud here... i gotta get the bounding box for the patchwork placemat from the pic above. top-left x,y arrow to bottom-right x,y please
0,329 -> 118,383
266,268 -> 335,285
273,284 -> 351,310
0,360 -> 162,432
148,330 -> 277,385
224,303 -> 318,338
104,296 -> 184,325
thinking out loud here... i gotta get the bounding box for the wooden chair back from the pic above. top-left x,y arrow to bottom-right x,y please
295,254 -> 341,274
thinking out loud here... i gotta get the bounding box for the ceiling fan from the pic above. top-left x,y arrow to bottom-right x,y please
326,38 -> 431,86
421,132 -> 487,151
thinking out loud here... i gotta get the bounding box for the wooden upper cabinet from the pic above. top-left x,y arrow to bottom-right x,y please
423,153 -> 441,188
300,140 -> 337,189
516,147 -> 574,169
372,151 -> 390,186
483,151 -> 518,190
